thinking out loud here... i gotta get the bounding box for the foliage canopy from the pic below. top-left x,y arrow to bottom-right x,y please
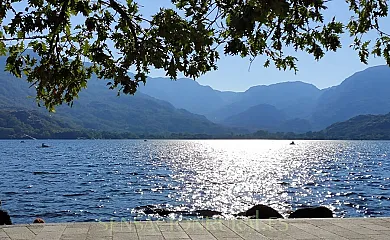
0,0 -> 389,110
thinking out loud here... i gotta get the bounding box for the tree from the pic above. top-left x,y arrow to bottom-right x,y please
0,0 -> 389,111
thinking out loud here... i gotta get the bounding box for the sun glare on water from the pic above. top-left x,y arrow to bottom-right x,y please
1,139 -> 389,223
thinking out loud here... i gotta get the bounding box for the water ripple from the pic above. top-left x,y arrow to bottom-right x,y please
1,139 -> 390,223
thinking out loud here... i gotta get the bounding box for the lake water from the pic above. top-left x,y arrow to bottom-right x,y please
1,139 -> 390,224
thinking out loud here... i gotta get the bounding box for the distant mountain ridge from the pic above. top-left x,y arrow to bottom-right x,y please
138,77 -> 239,115
312,65 -> 390,129
140,79 -> 321,122
322,112 -> 390,139
0,56 -> 234,136
1,51 -> 390,135
207,81 -> 321,126
56,79 -> 231,134
222,104 -> 286,131
140,65 -> 390,133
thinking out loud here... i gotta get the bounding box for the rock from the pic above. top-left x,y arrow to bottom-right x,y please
0,210 -> 12,225
237,204 -> 283,219
289,206 -> 333,218
194,210 -> 222,218
143,208 -> 222,217
143,207 -> 174,216
33,218 -> 45,223
154,209 -> 174,216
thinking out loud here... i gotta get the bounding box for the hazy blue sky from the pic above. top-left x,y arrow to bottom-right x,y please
140,0 -> 389,91
10,1 -> 388,91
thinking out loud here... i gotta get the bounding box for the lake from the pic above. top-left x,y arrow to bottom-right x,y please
1,139 -> 389,224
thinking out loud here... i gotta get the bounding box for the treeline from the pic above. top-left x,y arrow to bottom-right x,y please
0,129 -> 336,140
0,109 -> 230,139
2,127 -> 390,140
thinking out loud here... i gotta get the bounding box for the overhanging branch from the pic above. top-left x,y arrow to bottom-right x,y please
0,35 -> 48,41
101,0 -> 139,48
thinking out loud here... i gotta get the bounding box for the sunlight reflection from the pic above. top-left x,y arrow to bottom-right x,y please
141,140 -> 359,217
2,139 -> 390,223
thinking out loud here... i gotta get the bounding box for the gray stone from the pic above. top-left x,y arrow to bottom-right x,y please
289,207 -> 333,218
238,204 -> 284,219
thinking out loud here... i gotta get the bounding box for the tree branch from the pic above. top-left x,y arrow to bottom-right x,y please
48,0 -> 69,59
374,24 -> 390,37
0,35 -> 48,41
105,0 -> 139,49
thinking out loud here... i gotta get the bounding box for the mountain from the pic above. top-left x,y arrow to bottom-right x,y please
0,58 -> 232,135
138,66 -> 390,133
139,78 -> 322,124
222,104 -> 313,133
55,79 -> 230,134
0,109 -> 86,139
245,112 -> 390,140
311,65 -> 390,129
222,104 -> 286,131
138,77 -> 240,115
0,71 -> 37,109
277,118 -> 313,133
3,50 -> 390,136
207,81 -> 321,122
322,112 -> 390,140
139,78 -> 323,133
210,66 -> 390,132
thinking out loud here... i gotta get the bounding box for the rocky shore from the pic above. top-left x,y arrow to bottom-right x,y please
1,204 -> 333,225
137,204 -> 333,220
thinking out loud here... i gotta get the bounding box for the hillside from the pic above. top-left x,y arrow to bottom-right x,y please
138,77 -> 240,115
207,81 -> 321,122
0,109 -> 88,139
322,113 -> 390,140
311,65 -> 390,129
0,71 -> 37,109
0,56 -> 233,135
2,51 -> 390,136
56,80 -> 230,134
222,104 -> 286,131
139,65 -> 390,133
243,112 -> 390,140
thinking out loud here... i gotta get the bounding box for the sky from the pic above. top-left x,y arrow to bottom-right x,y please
7,0 -> 389,92
139,0 -> 390,92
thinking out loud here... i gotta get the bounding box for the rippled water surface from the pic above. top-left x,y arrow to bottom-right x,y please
1,140 -> 390,223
